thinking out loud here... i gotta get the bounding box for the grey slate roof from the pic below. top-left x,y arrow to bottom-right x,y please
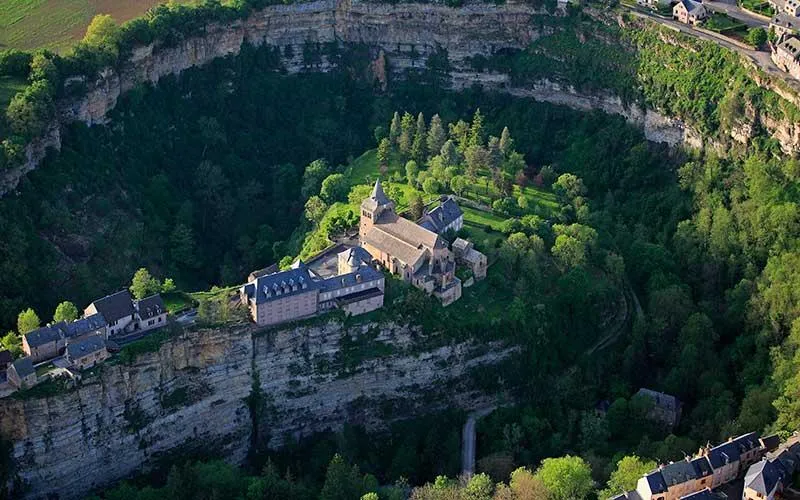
744,460 -> 782,496
690,456 -> 714,478
637,388 -> 680,412
644,471 -> 668,494
419,197 -> 463,234
12,357 -> 34,378
707,440 -> 742,469
89,290 -> 135,323
65,313 -> 107,339
761,434 -> 781,452
661,460 -> 698,486
320,265 -> 383,293
341,247 -> 372,268
67,336 -> 106,359
680,488 -> 717,499
0,349 -> 12,367
362,179 -> 393,212
135,294 -> 165,319
24,324 -> 61,348
245,262 -> 320,305
678,0 -> 705,14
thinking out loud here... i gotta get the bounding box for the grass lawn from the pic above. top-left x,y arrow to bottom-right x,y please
0,75 -> 26,109
704,13 -> 746,34
462,205 -> 507,231
0,0 -> 191,53
161,291 -> 196,313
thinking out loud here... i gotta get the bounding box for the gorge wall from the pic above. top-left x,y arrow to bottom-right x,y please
0,320 -> 516,499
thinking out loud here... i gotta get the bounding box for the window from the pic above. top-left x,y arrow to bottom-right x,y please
158,317 -> 162,323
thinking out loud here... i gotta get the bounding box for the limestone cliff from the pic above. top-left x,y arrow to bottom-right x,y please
0,320 -> 516,499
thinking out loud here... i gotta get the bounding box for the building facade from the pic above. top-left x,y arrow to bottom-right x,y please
360,180 -> 462,306
66,337 -> 110,370
773,36 -> 800,80
84,290 -> 136,337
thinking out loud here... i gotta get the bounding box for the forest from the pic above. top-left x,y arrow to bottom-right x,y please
1,0 -> 800,499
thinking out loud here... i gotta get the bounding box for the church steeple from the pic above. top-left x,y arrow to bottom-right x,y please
360,178 -> 395,241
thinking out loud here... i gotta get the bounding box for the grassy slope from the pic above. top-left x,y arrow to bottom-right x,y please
0,0 -> 190,53
0,75 -> 26,108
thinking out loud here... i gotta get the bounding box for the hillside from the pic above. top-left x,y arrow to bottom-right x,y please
3,1 -> 800,499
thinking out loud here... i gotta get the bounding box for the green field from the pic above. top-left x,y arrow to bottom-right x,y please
0,75 -> 26,108
0,0 -> 189,53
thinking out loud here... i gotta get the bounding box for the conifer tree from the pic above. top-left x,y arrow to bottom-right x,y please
377,138 -> 391,175
499,126 -> 514,156
411,112 -> 427,163
389,112 -> 402,147
399,112 -> 415,156
440,140 -> 459,168
427,114 -> 447,159
469,108 -> 485,147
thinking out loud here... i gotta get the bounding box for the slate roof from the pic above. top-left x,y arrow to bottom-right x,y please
12,357 -> 34,378
644,471 -> 668,494
67,336 -> 106,359
734,432 -> 762,455
321,265 -> 383,293
24,324 -> 61,348
744,460 -> 782,496
419,197 -> 463,233
636,388 -> 680,412
362,179 -> 393,212
661,460 -> 698,486
677,0 -> 705,14
245,262 -> 320,305
135,294 -> 166,319
690,456 -> 714,478
680,488 -> 716,500
0,349 -> 12,368
761,434 -> 781,452
248,264 -> 279,281
65,313 -> 107,338
771,12 -> 799,31
340,247 -> 372,269
89,290 -> 135,323
707,440 -> 742,469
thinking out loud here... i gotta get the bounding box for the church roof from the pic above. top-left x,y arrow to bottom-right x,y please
362,179 -> 394,212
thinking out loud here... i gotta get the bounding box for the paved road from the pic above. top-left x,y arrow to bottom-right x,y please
461,407 -> 496,478
704,0 -> 769,27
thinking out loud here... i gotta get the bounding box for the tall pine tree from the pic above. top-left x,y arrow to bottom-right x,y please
389,112 -> 402,147
411,112 -> 427,163
399,112 -> 415,156
469,108 -> 485,147
499,126 -> 514,156
427,114 -> 447,159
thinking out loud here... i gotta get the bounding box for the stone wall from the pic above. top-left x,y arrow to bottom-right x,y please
0,320 -> 516,499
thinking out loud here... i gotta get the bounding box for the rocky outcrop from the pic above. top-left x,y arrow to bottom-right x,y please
0,320 -> 516,499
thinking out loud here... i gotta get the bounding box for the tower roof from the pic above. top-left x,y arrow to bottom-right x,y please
371,179 -> 390,205
362,179 -> 394,213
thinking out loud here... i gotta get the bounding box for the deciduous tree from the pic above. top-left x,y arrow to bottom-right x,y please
17,308 -> 40,335
53,301 -> 79,323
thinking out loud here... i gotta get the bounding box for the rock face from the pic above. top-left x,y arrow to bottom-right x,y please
0,320 -> 516,499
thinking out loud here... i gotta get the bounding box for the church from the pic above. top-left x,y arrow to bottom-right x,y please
359,180 -> 463,306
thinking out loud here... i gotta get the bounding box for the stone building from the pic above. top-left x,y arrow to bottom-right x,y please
66,336 -> 110,370
241,254 -> 385,327
673,0 -> 708,25
418,196 -> 464,235
636,388 -> 682,429
84,290 -> 136,337
134,294 -> 167,332
772,36 -> 800,80
452,238 -> 488,280
360,180 -> 461,306
22,313 -> 107,363
7,357 -> 36,389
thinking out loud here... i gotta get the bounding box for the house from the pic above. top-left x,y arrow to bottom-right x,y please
7,357 -> 36,389
241,253 -> 386,327
452,238 -> 488,280
770,13 -> 800,39
689,456 -> 714,492
22,314 -> 108,363
701,433 -> 764,488
66,337 -> 110,370
0,350 -> 12,373
360,180 -> 462,306
786,0 -> 800,16
84,290 -> 136,336
743,459 -> 783,500
418,196 -> 464,235
636,388 -> 682,429
760,435 -> 781,453
661,459 -> 701,499
134,294 -> 167,332
772,36 -> 800,80
673,0 -> 708,25
635,470 -> 668,500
